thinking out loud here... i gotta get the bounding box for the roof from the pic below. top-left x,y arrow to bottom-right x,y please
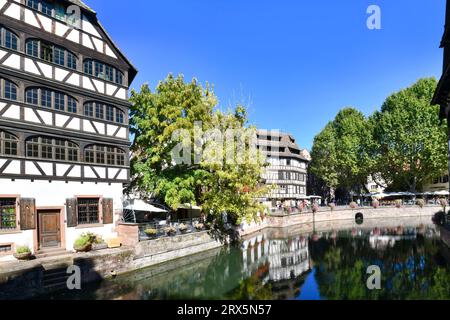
65,0 -> 138,84
66,0 -> 95,14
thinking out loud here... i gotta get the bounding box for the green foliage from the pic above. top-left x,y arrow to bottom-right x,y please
310,108 -> 372,197
144,228 -> 158,236
74,234 -> 92,248
129,74 -> 268,227
370,78 -> 447,192
311,78 -> 447,195
16,246 -> 31,254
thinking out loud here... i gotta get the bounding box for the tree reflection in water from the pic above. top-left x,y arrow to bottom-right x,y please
38,221 -> 450,300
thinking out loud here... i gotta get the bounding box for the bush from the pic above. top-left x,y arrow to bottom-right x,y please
16,246 -> 31,254
417,199 -> 425,208
144,228 -> 158,236
74,234 -> 92,248
439,198 -> 448,208
349,202 -> 358,209
395,199 -> 402,208
372,200 -> 380,209
312,204 -> 319,213
328,203 -> 336,211
178,223 -> 188,232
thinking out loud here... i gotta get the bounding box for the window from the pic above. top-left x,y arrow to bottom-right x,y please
41,89 -> 52,108
54,46 -> 65,66
0,198 -> 16,230
26,137 -> 79,162
0,27 -> 19,50
26,88 -> 77,113
77,198 -> 99,225
84,103 -> 94,118
26,88 -> 39,105
84,145 -> 126,166
84,102 -> 126,124
26,39 -> 78,70
2,79 -> 17,101
26,39 -> 39,57
116,109 -> 124,124
54,92 -> 65,111
0,131 -> 18,156
83,59 -> 124,85
95,104 -> 104,119
54,4 -> 66,21
27,0 -> 39,10
67,96 -> 77,113
41,1 -> 53,17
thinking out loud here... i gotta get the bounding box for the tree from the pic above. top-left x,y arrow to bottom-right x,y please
309,108 -> 372,201
371,78 -> 447,192
129,74 -> 267,227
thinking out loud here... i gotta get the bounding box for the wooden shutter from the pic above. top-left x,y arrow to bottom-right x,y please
66,198 -> 78,227
19,198 -> 36,230
102,198 -> 114,224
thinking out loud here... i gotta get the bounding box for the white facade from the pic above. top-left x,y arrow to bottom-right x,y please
0,179 -> 123,260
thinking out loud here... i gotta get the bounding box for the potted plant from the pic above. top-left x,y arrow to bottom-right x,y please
178,223 -> 188,233
194,222 -> 205,231
395,199 -> 402,208
349,202 -> 358,209
372,200 -> 380,209
439,198 -> 448,212
144,228 -> 158,239
73,234 -> 92,253
164,226 -> 177,236
92,235 -> 108,251
14,246 -> 32,261
328,203 -> 336,212
417,199 -> 425,208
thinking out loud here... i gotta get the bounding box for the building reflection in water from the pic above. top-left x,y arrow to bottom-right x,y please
241,233 -> 311,299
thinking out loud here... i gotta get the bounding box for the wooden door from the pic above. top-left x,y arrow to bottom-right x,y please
38,211 -> 61,249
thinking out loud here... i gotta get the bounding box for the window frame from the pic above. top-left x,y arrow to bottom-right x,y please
84,145 -> 127,166
77,198 -> 100,225
26,136 -> 79,163
0,131 -> 18,157
0,197 -> 18,231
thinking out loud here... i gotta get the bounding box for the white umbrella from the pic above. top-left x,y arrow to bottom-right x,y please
123,199 -> 167,213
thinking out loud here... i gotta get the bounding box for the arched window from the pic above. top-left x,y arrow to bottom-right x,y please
0,79 -> 17,101
26,136 -> 79,162
85,145 -> 126,166
83,101 -> 126,124
0,131 -> 18,156
83,59 -> 124,85
26,39 -> 78,70
26,0 -> 68,22
0,26 -> 19,50
25,87 -> 78,113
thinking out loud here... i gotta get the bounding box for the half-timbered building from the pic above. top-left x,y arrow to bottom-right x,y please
0,0 -> 137,258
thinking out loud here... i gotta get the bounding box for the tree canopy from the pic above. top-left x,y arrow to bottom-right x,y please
129,74 -> 267,225
310,78 -> 448,198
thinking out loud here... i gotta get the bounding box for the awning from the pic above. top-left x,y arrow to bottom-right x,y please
123,199 -> 168,213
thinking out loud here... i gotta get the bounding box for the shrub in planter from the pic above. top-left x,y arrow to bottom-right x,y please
395,200 -> 402,208
14,246 -> 32,260
194,223 -> 205,230
312,204 -> 319,213
417,199 -> 425,208
144,228 -> 158,238
372,200 -> 380,209
349,202 -> 358,209
328,203 -> 336,211
74,234 -> 93,252
164,226 -> 177,236
178,223 -> 188,233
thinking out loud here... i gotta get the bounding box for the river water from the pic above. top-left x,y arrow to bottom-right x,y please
39,216 -> 450,300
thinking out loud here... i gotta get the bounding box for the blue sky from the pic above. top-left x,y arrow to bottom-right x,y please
86,0 -> 446,150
